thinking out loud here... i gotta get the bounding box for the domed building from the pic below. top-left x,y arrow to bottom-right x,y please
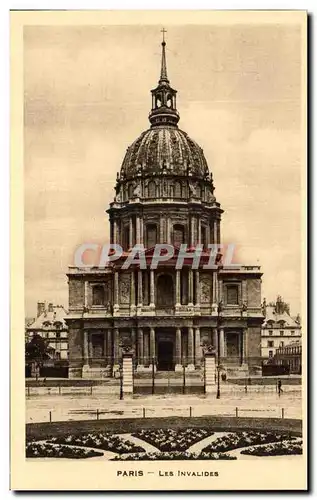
67,37 -> 263,380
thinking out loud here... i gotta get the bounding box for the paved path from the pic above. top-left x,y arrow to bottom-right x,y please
121,433 -> 159,453
187,432 -> 229,453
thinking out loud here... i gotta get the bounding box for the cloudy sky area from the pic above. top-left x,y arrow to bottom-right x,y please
24,24 -> 304,318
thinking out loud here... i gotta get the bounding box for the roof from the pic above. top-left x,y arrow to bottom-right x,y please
27,305 -> 68,330
263,306 -> 299,328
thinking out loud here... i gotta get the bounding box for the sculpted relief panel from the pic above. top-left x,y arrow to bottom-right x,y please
200,274 -> 212,304
119,274 -> 131,305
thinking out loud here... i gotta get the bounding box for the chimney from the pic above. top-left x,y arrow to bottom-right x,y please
48,302 -> 54,313
37,302 -> 45,318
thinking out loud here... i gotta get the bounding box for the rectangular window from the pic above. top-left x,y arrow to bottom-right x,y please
269,350 -> 273,358
269,330 -> 273,335
268,340 -> 274,347
226,285 -> 239,305
280,341 -> 284,347
280,330 -> 284,336
291,330 -> 295,335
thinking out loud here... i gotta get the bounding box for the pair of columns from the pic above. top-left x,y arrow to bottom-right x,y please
83,328 -> 115,367
137,327 -> 155,366
211,327 -> 248,363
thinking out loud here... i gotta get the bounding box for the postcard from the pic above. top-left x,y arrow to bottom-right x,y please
11,9 -> 307,490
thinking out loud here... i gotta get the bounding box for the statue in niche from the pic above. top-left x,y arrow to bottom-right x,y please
133,182 -> 142,198
114,189 -> 122,203
189,181 -> 198,197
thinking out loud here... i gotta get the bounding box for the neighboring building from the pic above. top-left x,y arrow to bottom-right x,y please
26,302 -> 69,360
66,37 -> 263,379
261,299 -> 301,359
275,339 -> 302,374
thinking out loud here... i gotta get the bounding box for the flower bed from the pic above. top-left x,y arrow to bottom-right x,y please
241,440 -> 303,457
112,451 -> 236,461
26,441 -> 103,459
202,431 -> 295,453
132,428 -> 213,452
48,433 -> 144,454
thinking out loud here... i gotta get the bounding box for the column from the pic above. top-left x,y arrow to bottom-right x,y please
129,216 -> 133,248
137,327 -> 144,367
175,270 -> 181,307
213,220 -> 218,246
150,327 -> 155,361
114,271 -> 119,311
195,270 -> 200,306
84,281 -> 89,308
137,270 -> 143,307
144,330 -> 149,366
113,219 -> 117,245
113,328 -> 119,366
83,331 -> 89,366
167,217 -> 171,243
190,216 -> 195,246
140,217 -> 144,245
130,271 -> 136,312
136,215 -> 141,244
219,328 -> 225,358
103,332 -> 107,365
197,217 -> 201,245
212,328 -> 218,354
187,327 -> 195,370
212,270 -> 218,312
150,270 -> 155,307
195,327 -> 201,367
88,332 -> 93,362
188,270 -> 194,306
243,328 -> 248,365
175,327 -> 182,370
159,216 -> 164,243
106,328 -> 112,367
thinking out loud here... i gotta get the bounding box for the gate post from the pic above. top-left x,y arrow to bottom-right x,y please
204,350 -> 216,394
122,351 -> 134,396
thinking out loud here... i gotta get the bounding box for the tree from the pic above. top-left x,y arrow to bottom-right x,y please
25,334 -> 52,367
268,295 -> 290,315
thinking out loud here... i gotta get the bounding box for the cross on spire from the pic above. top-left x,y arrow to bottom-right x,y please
159,28 -> 169,83
161,27 -> 167,43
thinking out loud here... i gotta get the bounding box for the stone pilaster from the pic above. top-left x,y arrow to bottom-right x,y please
188,270 -> 194,307
195,270 -> 200,307
113,328 -> 120,368
187,327 -> 195,370
129,216 -> 133,248
175,270 -> 181,308
83,330 -> 89,366
194,327 -> 201,367
150,327 -> 156,360
114,271 -> 119,312
150,270 -> 155,308
219,328 -> 225,358
130,271 -> 136,314
137,270 -> 143,308
107,328 -> 112,366
137,327 -> 144,368
175,327 -> 182,371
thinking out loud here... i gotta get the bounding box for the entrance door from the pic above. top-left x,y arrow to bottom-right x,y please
157,341 -> 174,371
226,332 -> 241,364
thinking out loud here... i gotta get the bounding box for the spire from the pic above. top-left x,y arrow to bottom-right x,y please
159,28 -> 169,84
148,31 -> 180,128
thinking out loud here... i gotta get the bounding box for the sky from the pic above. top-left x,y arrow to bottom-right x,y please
24,23 -> 304,318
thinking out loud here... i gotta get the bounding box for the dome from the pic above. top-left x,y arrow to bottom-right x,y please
120,126 -> 209,181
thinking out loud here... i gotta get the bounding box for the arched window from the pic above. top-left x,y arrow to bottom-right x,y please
173,224 -> 185,246
92,285 -> 105,306
128,183 -> 134,198
174,181 -> 182,198
146,224 -> 157,249
157,274 -> 174,307
148,181 -> 156,198
166,94 -> 172,108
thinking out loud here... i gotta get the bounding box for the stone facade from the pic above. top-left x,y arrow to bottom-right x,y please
66,38 -> 263,378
